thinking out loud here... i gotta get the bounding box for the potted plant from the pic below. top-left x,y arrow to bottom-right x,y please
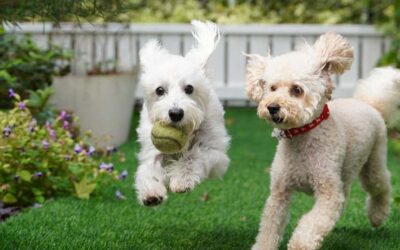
52,59 -> 138,147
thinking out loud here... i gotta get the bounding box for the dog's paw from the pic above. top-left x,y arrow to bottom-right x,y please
169,174 -> 200,193
288,237 -> 320,250
142,195 -> 164,206
136,178 -> 168,207
139,189 -> 167,207
367,195 -> 390,227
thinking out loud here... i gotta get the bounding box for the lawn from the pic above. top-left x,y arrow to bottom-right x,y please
0,108 -> 399,250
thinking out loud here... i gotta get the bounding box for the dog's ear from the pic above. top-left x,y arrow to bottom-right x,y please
139,39 -> 169,72
244,53 -> 268,103
185,20 -> 220,68
313,32 -> 354,75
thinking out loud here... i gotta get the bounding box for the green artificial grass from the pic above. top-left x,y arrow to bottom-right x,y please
0,108 -> 399,250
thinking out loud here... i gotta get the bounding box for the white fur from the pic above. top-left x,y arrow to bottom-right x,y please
135,20 -> 230,206
354,67 -> 400,120
246,32 -> 396,250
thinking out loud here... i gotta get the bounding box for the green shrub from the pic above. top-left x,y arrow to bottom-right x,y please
0,91 -> 120,206
0,35 -> 71,109
378,2 -> 400,68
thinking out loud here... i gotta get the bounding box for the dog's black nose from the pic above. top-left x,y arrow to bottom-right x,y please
169,108 -> 184,122
267,104 -> 280,115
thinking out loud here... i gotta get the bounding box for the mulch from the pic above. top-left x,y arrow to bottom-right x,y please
0,202 -> 20,222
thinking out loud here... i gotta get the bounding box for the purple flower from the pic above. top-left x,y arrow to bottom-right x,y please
58,110 -> 67,120
118,170 -> 128,180
99,162 -> 108,170
86,146 -> 95,156
42,140 -> 50,150
65,114 -> 73,122
2,126 -> 12,137
63,120 -> 69,130
45,121 -> 51,130
99,162 -> 114,173
49,129 -> 56,141
74,144 -> 82,154
34,172 -> 43,178
28,119 -> 37,133
115,190 -> 126,200
17,102 -> 26,110
8,88 -> 15,98
106,163 -> 114,173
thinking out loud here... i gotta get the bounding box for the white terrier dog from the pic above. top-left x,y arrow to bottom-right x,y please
245,32 -> 399,250
135,20 -> 230,206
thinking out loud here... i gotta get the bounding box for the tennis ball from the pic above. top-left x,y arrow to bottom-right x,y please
151,121 -> 189,154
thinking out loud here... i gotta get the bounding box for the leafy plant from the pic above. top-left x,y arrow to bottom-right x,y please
0,0 -> 128,24
0,35 -> 71,109
26,86 -> 56,124
0,91 -> 123,206
378,2 -> 400,68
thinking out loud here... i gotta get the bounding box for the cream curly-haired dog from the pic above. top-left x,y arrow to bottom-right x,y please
245,32 -> 400,250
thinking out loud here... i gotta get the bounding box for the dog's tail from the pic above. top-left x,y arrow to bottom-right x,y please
353,67 -> 400,121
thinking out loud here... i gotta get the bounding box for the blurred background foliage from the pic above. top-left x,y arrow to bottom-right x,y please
103,0 -> 394,25
1,0 -> 397,67
0,0 -> 395,25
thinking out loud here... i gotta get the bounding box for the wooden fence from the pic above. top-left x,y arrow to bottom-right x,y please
5,23 -> 390,105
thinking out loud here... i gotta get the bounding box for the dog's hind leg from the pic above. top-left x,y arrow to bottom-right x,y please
359,134 -> 391,228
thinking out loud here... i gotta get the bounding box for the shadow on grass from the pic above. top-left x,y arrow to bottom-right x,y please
279,226 -> 400,250
326,226 -> 400,250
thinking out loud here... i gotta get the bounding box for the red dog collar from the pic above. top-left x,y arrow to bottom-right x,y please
282,104 -> 330,139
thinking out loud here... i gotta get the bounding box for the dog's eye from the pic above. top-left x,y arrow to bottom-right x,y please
290,85 -> 304,97
270,85 -> 277,92
155,87 -> 165,96
184,85 -> 194,95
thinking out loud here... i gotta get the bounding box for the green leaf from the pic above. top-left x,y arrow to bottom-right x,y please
74,177 -> 96,199
32,188 -> 43,196
19,170 -> 32,182
68,163 -> 81,175
35,195 -> 45,203
27,90 -> 42,108
2,193 -> 17,204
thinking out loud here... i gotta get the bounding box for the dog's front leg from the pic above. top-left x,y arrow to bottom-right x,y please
167,147 -> 229,193
135,154 -> 168,206
287,182 -> 345,250
253,188 -> 292,250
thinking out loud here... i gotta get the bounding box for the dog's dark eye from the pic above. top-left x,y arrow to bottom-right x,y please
270,85 -> 277,92
155,87 -> 165,96
290,85 -> 303,97
184,85 -> 194,95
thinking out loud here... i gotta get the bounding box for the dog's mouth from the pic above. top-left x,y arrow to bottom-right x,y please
163,121 -> 195,134
271,115 -> 284,124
